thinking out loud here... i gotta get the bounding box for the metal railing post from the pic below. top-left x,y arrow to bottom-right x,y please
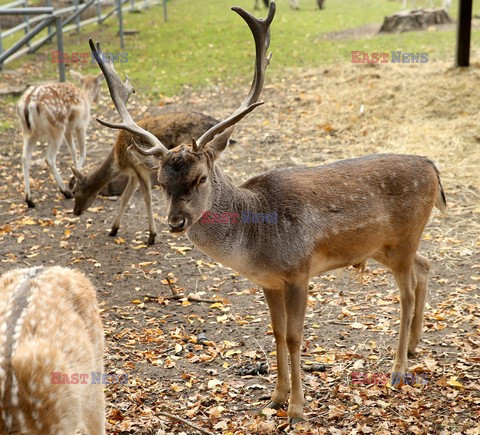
0,22 -> 3,70
55,16 -> 65,82
73,0 -> 80,31
117,0 -> 124,49
23,0 -> 31,48
96,0 -> 102,23
46,0 -> 52,42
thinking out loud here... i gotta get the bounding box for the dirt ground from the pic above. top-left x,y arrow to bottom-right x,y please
0,58 -> 479,434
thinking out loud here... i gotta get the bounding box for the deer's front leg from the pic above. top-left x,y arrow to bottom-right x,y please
75,127 -> 87,169
284,280 -> 308,423
64,130 -> 79,170
263,288 -> 289,408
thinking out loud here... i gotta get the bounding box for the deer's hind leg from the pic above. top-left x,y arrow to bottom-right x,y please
64,129 -> 79,170
75,127 -> 87,169
46,127 -> 72,199
408,253 -> 430,357
22,133 -> 38,207
374,247 -> 417,382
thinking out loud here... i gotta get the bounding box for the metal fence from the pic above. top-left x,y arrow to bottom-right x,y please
0,0 -> 166,80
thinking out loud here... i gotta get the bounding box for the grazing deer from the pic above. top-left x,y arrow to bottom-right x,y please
91,0 -> 446,424
254,0 -> 269,8
0,266 -> 105,434
17,70 -> 103,208
71,112 -> 222,245
255,0 -> 324,10
402,0 -> 451,10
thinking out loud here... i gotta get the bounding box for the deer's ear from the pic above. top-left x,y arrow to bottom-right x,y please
69,70 -> 83,83
210,126 -> 235,158
70,167 -> 86,183
127,146 -> 160,171
96,72 -> 105,83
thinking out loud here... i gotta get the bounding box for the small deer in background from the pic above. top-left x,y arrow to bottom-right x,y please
17,70 -> 103,208
254,0 -> 325,10
92,0 -> 445,423
402,0 -> 451,10
71,112 -> 223,245
0,266 -> 105,434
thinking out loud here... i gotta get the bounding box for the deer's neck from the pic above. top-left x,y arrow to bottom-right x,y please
187,166 -> 269,270
81,85 -> 96,108
208,165 -> 265,219
84,151 -> 120,197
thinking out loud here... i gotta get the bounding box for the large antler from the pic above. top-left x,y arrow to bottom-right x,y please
195,1 -> 276,151
89,38 -> 169,155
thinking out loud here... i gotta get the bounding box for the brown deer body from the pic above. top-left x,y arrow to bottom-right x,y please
71,112 -> 220,245
17,71 -> 103,208
0,266 -> 105,434
91,1 -> 445,423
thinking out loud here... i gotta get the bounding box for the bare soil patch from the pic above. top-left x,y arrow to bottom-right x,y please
0,60 -> 479,433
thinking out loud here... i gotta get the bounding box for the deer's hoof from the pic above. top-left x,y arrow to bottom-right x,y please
265,401 -> 283,410
288,417 -> 305,425
147,234 -> 156,245
109,228 -> 119,237
62,189 -> 73,199
26,198 -> 36,208
390,371 -> 406,387
407,350 -> 417,358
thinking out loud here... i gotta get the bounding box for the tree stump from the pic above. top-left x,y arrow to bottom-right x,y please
379,9 -> 452,33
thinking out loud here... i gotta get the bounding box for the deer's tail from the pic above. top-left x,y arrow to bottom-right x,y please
434,164 -> 447,212
17,86 -> 37,134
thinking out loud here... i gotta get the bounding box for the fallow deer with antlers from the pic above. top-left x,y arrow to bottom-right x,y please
0,266 -> 105,434
71,112 -> 224,245
17,71 -> 103,208
90,0 -> 446,423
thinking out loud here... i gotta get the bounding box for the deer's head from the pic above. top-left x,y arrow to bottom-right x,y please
90,2 -> 275,234
70,168 -> 97,216
147,128 -> 232,232
70,70 -> 104,104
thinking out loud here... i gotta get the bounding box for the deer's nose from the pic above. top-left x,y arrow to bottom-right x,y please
168,217 -> 186,232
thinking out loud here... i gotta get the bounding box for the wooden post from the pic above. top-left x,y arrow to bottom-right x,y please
456,0 -> 473,67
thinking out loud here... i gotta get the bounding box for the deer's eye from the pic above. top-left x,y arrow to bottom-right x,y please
198,176 -> 207,185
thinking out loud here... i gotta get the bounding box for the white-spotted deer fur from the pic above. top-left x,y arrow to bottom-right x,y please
91,0 -> 446,423
0,266 -> 105,434
71,112 -> 221,245
17,71 -> 103,208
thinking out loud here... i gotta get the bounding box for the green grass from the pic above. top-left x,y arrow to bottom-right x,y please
2,0 -> 480,96
0,119 -> 14,131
